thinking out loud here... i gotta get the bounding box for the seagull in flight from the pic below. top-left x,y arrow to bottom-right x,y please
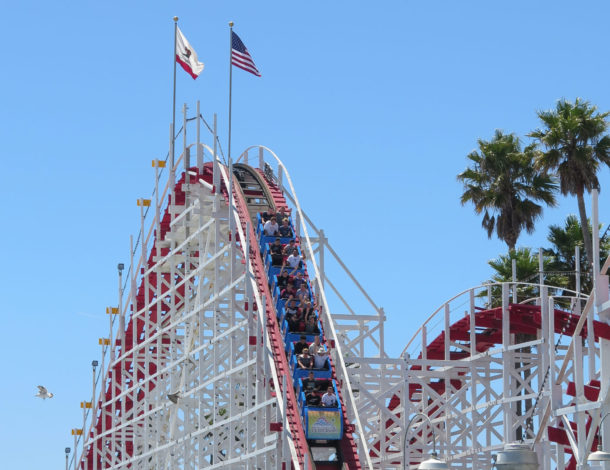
167,392 -> 180,404
35,385 -> 54,399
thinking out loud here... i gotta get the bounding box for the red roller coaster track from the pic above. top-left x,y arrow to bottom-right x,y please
83,163 -> 360,469
375,303 -> 610,469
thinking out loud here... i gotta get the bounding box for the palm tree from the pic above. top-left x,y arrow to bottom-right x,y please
530,98 -> 610,269
488,247 -> 542,282
485,247 -> 566,307
458,130 -> 557,251
545,214 -> 610,295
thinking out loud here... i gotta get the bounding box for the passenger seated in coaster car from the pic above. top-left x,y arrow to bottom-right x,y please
297,349 -> 313,370
283,249 -> 304,275
304,316 -> 319,335
305,391 -> 321,406
280,283 -> 296,300
285,301 -> 303,332
321,386 -> 338,408
291,271 -> 306,289
282,239 -> 297,256
307,336 -> 321,355
293,336 -> 310,355
313,347 -> 329,369
263,216 -> 279,236
261,209 -> 276,223
276,207 -> 290,225
275,269 -> 291,290
295,284 -> 310,303
302,371 -> 320,393
278,218 -> 293,238
285,298 -> 299,316
301,300 -> 316,323
269,238 -> 284,266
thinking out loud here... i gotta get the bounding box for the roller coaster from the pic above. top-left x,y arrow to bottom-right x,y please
68,102 -> 610,470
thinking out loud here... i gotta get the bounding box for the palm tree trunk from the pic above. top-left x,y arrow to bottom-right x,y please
576,190 -> 594,279
507,235 -> 516,253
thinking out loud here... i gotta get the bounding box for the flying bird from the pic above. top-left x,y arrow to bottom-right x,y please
36,385 -> 54,399
167,392 -> 180,404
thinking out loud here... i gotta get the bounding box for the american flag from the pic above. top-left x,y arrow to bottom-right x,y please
231,31 -> 261,77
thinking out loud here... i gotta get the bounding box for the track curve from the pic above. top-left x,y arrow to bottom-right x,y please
376,286 -> 610,469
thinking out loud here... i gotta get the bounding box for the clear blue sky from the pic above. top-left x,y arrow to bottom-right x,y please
3,1 -> 610,468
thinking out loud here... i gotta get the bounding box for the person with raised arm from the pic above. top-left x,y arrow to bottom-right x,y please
313,347 -> 328,369
276,268 -> 290,290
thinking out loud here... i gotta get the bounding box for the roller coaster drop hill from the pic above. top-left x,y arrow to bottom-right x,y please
75,125 -> 365,469
71,103 -> 610,470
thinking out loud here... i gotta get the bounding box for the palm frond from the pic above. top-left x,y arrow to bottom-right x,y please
459,130 -> 557,251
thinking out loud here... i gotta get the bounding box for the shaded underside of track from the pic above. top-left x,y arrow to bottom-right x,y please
375,303 -> 610,468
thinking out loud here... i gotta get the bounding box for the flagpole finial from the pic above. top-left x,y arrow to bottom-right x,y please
173,16 -> 179,22
229,21 -> 234,27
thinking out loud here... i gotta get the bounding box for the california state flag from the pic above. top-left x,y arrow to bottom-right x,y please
176,27 -> 204,79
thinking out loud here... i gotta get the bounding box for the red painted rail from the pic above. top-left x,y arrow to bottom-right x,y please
374,303 -> 610,468
255,168 -> 362,469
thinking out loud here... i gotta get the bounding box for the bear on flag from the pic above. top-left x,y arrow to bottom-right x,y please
175,27 -> 204,79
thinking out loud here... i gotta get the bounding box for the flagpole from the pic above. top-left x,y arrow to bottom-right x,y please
228,21 -> 234,160
171,16 -> 179,174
